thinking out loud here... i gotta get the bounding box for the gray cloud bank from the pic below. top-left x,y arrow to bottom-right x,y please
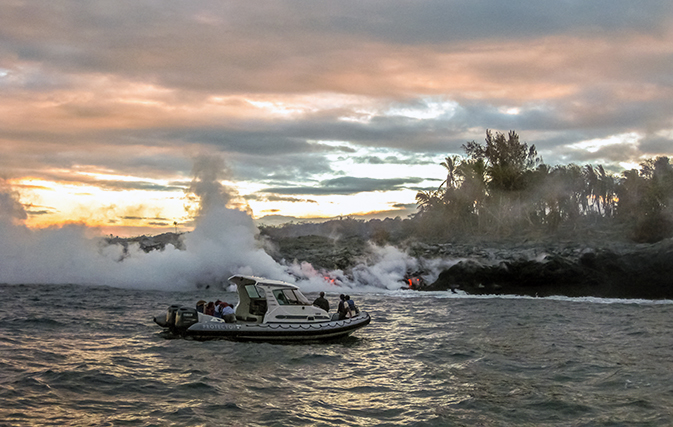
1,1 -> 672,223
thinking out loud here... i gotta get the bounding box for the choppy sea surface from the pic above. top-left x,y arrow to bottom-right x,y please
2,284 -> 673,426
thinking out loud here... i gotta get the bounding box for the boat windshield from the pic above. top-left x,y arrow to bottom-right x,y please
245,285 -> 267,316
273,289 -> 310,305
245,285 -> 261,299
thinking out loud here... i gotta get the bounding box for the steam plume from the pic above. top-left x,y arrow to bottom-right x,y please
0,160 -> 454,292
0,157 -> 292,289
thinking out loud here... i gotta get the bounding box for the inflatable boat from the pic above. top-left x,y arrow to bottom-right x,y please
154,275 -> 371,341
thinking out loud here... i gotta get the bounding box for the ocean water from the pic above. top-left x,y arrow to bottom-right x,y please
2,284 -> 672,426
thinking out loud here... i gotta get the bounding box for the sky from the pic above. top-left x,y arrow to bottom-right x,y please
2,0 -> 673,236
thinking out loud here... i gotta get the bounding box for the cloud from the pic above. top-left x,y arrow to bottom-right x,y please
4,2 -> 670,89
639,134 -> 673,156
263,176 -> 426,196
260,195 -> 319,204
1,1 -> 673,228
352,153 -> 440,166
391,202 -> 416,208
147,221 -> 171,226
354,156 -> 385,165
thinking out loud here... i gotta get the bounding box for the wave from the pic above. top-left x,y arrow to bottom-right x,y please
366,288 -> 673,305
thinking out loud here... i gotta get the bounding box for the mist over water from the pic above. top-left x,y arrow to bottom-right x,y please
0,161 -> 449,291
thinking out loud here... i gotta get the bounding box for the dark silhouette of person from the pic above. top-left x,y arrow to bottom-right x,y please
345,295 -> 359,315
337,294 -> 352,320
313,291 -> 330,312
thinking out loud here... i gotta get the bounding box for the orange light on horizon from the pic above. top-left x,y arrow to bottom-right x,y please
11,176 -> 191,235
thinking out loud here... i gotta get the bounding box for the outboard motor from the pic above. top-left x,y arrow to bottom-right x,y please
165,304 -> 182,329
175,307 -> 199,333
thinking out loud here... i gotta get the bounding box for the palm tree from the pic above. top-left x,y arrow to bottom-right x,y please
415,189 -> 443,214
456,158 -> 488,232
615,169 -> 642,221
583,165 -> 599,216
596,165 -> 616,218
439,155 -> 461,199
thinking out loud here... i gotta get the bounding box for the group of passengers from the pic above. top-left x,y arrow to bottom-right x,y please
312,292 -> 359,320
196,299 -> 236,323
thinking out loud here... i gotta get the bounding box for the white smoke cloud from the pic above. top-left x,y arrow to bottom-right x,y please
284,243 -> 459,292
0,179 -> 27,223
0,157 -> 294,290
0,159 -> 456,292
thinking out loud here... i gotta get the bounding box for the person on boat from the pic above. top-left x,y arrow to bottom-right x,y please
205,301 -> 215,316
214,300 -> 223,318
196,300 -> 206,313
337,294 -> 352,320
220,302 -> 236,323
312,291 -> 330,312
345,295 -> 359,315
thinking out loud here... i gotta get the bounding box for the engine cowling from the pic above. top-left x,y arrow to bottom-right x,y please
165,304 -> 182,328
175,307 -> 199,332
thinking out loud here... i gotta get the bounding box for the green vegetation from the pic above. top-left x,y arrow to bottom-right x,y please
415,130 -> 673,243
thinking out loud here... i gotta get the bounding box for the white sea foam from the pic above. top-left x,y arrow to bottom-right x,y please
385,289 -> 673,305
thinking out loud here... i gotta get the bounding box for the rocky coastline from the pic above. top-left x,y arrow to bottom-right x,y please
272,234 -> 673,300
105,230 -> 673,300
421,239 -> 673,299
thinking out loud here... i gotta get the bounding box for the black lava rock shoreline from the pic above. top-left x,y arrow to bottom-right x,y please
262,232 -> 673,299
422,239 -> 673,299
107,231 -> 673,299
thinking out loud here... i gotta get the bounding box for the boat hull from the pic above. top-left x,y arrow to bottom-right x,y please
157,312 -> 371,342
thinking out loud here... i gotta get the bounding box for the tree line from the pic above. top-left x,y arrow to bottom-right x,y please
415,130 -> 673,243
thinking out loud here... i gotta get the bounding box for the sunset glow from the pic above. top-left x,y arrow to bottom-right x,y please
14,177 -> 188,232
1,1 -> 672,235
